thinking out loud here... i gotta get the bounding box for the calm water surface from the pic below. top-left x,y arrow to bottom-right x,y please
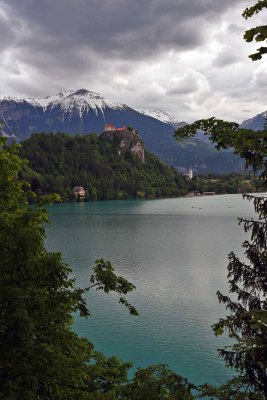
45,194 -> 256,386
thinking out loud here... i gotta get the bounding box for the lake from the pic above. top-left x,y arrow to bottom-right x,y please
45,194 -> 256,386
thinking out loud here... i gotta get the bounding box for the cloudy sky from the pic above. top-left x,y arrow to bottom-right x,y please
0,0 -> 266,122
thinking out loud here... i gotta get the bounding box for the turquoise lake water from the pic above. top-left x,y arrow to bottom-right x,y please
45,194 -> 256,386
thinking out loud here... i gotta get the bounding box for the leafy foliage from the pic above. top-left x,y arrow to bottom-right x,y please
0,137 -> 137,399
88,259 -> 138,316
188,173 -> 259,195
121,364 -> 195,400
242,1 -> 267,60
175,118 -> 267,183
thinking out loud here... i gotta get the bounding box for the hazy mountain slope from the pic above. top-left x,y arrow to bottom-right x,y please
137,108 -> 186,128
240,110 -> 267,131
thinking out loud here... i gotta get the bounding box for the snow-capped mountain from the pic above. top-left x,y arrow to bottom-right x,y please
0,88 -> 243,173
240,110 -> 267,131
0,89 -> 126,132
0,89 -> 129,140
0,89 -> 126,113
39,89 -> 126,114
137,108 -> 186,128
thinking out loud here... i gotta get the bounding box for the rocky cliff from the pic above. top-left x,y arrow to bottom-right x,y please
100,129 -> 145,162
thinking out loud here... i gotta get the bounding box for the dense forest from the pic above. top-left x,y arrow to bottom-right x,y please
19,132 -> 259,202
187,173 -> 261,195
20,132 -> 188,201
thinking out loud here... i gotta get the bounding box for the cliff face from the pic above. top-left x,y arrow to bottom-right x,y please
100,129 -> 145,162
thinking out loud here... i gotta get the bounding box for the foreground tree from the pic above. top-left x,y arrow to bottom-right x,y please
121,364 -> 194,400
0,137 -> 138,399
0,137 -> 195,399
175,119 -> 267,398
175,2 -> 267,388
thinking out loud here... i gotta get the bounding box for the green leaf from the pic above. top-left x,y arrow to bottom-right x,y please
214,327 -> 224,337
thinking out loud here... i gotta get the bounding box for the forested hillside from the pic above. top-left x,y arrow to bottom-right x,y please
20,132 -> 187,201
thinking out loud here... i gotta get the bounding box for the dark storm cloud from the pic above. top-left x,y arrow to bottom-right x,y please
0,12 -> 15,51
1,0 -> 259,123
0,0 -> 244,61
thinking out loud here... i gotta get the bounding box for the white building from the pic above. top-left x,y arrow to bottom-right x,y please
184,168 -> 193,180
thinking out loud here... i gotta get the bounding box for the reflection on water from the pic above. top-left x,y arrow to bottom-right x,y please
45,194 -> 255,385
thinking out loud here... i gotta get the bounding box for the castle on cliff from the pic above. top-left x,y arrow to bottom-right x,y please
104,124 -> 136,133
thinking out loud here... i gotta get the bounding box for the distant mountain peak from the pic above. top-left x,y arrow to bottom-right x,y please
0,89 -> 126,113
137,108 -> 185,128
31,89 -> 127,115
65,88 -> 103,99
70,88 -> 91,96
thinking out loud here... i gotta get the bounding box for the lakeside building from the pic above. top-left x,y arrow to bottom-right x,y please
72,186 -> 86,200
203,191 -> 216,195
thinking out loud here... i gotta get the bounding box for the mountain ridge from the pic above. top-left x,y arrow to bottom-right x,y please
0,89 -> 126,112
0,88 -> 243,173
137,108 -> 186,128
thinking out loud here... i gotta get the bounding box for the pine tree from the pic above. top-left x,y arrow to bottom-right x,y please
175,119 -> 267,399
213,194 -> 267,398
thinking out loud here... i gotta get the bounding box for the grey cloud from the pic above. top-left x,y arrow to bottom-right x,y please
213,50 -> 241,68
251,69 -> 267,89
0,0 -> 261,124
0,0 -> 244,101
4,77 -> 42,97
227,23 -> 244,34
167,75 -> 199,95
152,0 -> 242,19
1,0 -> 244,61
0,13 -> 15,51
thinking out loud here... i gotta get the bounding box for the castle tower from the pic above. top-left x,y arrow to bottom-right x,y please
104,124 -> 116,132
